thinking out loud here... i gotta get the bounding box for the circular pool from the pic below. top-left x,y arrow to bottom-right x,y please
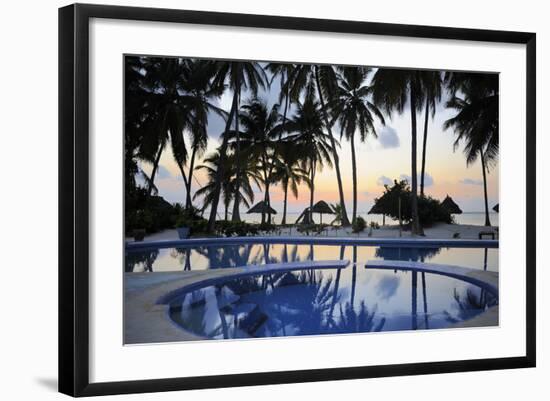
167,266 -> 498,339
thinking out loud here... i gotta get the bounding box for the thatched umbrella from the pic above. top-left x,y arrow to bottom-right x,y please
310,200 -> 334,224
368,202 -> 386,225
295,207 -> 313,224
441,195 -> 462,214
493,203 -> 499,213
247,201 -> 277,219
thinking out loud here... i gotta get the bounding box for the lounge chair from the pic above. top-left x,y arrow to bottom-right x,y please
478,231 -> 496,240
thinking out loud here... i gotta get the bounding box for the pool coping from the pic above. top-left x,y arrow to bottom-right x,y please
126,236 -> 499,251
125,258 -> 498,344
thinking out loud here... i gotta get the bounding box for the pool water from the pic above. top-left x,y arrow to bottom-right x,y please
126,243 -> 498,273
167,267 -> 497,339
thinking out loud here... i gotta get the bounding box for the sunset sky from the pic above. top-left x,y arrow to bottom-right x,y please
139,64 -> 499,217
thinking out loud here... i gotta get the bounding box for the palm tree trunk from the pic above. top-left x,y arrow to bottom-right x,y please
421,272 -> 429,329
264,154 -> 272,224
350,134 -> 358,223
263,181 -> 271,224
420,99 -> 429,197
314,67 -> 350,226
185,143 -> 198,209
309,160 -> 316,223
266,187 -> 272,224
412,271 -> 418,330
280,83 -> 290,140
147,144 -> 164,196
480,148 -> 492,226
350,246 -> 357,306
231,87 -> 242,222
282,179 -> 289,225
409,87 -> 424,236
207,88 -> 239,232
176,161 -> 189,198
262,163 -> 268,224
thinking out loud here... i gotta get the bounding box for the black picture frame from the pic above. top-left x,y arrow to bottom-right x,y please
59,3 -> 536,397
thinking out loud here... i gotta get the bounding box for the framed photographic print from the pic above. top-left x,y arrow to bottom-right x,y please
58,3 -> 536,397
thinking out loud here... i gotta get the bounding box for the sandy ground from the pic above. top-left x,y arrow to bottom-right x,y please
127,223 -> 498,242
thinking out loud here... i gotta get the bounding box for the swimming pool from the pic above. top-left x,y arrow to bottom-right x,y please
126,242 -> 498,273
124,238 -> 499,343
167,267 -> 497,339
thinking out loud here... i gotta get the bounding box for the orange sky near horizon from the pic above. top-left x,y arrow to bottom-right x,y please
142,114 -> 499,214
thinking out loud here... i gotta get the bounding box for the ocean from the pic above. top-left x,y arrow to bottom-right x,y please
238,211 -> 499,227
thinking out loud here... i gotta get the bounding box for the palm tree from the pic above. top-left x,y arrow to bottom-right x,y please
419,71 -> 443,196
285,96 -> 334,220
177,59 -> 226,210
371,68 -> 425,235
443,73 -> 498,227
207,61 -> 268,228
194,151 -> 259,221
272,141 -> 309,225
265,62 -> 296,139
332,66 -> 385,222
288,64 -> 351,226
136,57 -> 193,196
231,99 -> 285,223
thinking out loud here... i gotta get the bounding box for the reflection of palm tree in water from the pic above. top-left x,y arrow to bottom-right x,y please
421,272 -> 429,329
125,249 -> 159,272
445,285 -> 497,324
172,247 -> 192,271
374,246 -> 441,262
330,246 -> 346,315
350,246 -> 357,306
172,266 -> 387,338
331,302 -> 386,334
411,271 -> 418,330
194,244 -> 255,269
446,248 -> 492,324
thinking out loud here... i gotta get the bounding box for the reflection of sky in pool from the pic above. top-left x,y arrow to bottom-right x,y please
168,268 -> 498,339
126,244 -> 498,273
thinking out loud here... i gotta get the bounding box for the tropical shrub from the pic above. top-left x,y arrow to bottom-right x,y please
126,194 -> 175,234
174,208 -> 209,237
371,180 -> 452,227
297,224 -> 326,235
214,221 -> 276,237
352,216 -> 367,233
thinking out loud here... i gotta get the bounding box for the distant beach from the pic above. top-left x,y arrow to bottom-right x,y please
233,211 -> 499,227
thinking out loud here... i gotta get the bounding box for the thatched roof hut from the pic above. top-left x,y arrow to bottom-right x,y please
368,202 -> 387,225
247,201 -> 277,215
294,201 -> 334,225
368,202 -> 385,215
311,200 -> 334,224
311,200 -> 334,214
295,207 -> 313,224
493,203 -> 499,213
441,195 -> 462,214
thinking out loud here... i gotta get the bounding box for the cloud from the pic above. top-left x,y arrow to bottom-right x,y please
376,175 -> 393,186
376,276 -> 401,301
156,165 -> 173,179
460,178 -> 483,186
399,173 -> 434,187
377,126 -> 400,149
